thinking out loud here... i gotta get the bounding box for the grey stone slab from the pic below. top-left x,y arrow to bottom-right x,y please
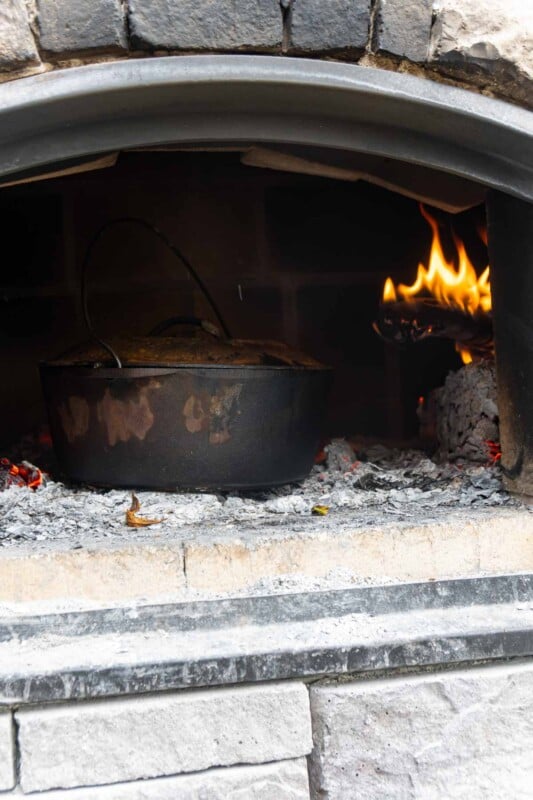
0,710 -> 15,791
0,0 -> 40,71
17,682 -> 312,792
2,573 -> 532,644
309,661 -> 533,799
373,0 -> 433,62
288,0 -> 371,53
1,577 -> 533,706
36,0 -> 127,54
128,0 -> 282,51
18,759 -> 311,799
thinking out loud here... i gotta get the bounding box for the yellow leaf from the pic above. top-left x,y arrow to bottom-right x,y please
312,504 -> 330,516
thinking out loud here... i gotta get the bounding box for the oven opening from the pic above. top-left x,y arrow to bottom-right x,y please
0,147 -> 509,534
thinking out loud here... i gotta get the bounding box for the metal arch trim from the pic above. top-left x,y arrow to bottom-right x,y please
0,55 -> 531,200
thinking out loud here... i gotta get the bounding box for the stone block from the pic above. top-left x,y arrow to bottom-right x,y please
429,0 -> 533,109
17,758 -> 310,799
373,0 -> 432,62
17,682 -> 312,792
309,661 -> 533,799
36,0 -> 127,54
2,508 -> 533,610
183,510 -> 533,594
128,0 -> 282,51
288,0 -> 370,54
0,710 -> 15,791
0,543 -> 185,607
0,0 -> 40,71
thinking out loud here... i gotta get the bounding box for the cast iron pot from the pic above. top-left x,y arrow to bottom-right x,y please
40,330 -> 331,491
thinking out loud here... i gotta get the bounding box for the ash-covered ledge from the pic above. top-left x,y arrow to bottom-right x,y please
1,503 -> 532,611
2,442 -> 533,611
1,574 -> 533,706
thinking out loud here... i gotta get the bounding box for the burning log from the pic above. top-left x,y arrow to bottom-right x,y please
374,204 -> 493,363
374,298 -> 493,361
374,205 -> 499,462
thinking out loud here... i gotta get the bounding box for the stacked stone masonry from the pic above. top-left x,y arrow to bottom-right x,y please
36,0 -> 128,55
0,0 -> 40,71
2,662 -> 533,797
0,0 -> 531,109
309,661 -> 533,799
9,761 -> 312,799
16,682 -> 312,792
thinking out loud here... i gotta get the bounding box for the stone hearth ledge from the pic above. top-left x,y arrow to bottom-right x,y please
0,505 -> 532,610
1,574 -> 533,706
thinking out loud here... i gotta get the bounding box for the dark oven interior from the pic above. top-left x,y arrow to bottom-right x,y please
0,149 -> 491,461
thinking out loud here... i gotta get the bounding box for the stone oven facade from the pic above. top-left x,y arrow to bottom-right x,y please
1,0 -> 532,111
0,3 -> 533,799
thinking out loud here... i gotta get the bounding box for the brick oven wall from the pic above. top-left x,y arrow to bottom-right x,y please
0,1 -> 532,110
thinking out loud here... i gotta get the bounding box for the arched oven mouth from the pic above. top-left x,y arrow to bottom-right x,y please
0,54 -> 532,555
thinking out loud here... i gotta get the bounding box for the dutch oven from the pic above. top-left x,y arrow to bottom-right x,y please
41,318 -> 332,490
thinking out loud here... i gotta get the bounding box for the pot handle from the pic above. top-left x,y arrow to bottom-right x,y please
149,316 -> 222,338
81,217 -> 231,368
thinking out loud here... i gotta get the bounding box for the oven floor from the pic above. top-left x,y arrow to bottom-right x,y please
1,440 -> 531,613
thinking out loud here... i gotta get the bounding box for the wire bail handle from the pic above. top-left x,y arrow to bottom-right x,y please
80,216 -> 231,368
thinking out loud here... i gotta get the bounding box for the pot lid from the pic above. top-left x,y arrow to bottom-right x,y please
49,329 -> 326,369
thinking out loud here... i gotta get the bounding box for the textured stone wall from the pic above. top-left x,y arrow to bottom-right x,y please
2,682 -> 312,796
2,663 -> 533,797
0,0 -> 531,108
309,661 -> 533,799
17,683 -> 311,792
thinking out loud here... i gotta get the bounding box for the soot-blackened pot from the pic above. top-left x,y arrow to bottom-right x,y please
41,323 -> 331,490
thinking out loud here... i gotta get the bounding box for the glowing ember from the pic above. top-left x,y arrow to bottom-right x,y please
0,458 -> 43,491
486,440 -> 502,465
382,205 -> 491,362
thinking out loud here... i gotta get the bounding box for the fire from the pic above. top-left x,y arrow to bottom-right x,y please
383,277 -> 397,303
382,205 -> 491,363
455,343 -> 473,365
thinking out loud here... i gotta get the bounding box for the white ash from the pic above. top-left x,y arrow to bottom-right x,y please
0,438 -> 521,552
433,361 -> 499,462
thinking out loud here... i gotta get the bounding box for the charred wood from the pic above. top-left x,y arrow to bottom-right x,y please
374,299 -> 493,359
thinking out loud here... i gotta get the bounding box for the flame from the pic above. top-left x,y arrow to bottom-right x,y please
455,343 -> 473,365
383,277 -> 397,303
382,205 -> 491,363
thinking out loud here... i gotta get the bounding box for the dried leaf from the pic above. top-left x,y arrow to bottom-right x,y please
126,492 -> 163,527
